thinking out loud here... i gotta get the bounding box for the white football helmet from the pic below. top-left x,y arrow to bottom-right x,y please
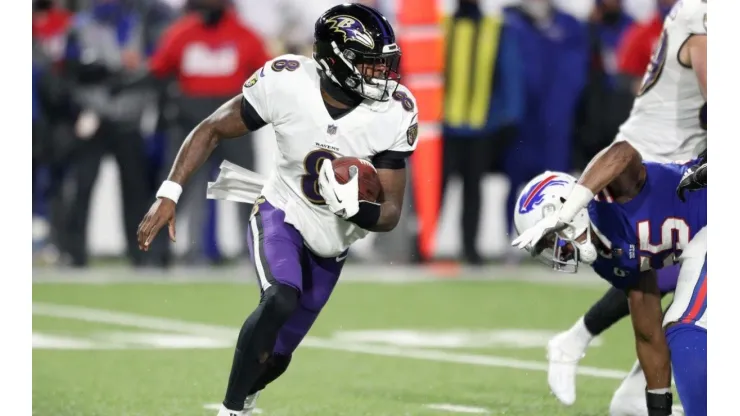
513,171 -> 598,273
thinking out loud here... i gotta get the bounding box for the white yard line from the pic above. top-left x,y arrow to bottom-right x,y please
424,404 -> 490,414
33,302 -> 627,380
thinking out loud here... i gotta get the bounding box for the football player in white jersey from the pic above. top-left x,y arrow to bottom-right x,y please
136,4 -> 419,415
512,0 -> 706,415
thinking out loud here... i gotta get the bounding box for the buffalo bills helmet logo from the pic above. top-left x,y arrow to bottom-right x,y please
518,176 -> 569,214
325,15 -> 375,49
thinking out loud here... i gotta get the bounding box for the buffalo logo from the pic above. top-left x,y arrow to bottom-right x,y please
326,15 -> 375,49
518,176 -> 569,214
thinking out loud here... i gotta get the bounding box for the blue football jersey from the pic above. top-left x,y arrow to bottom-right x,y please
589,161 -> 707,289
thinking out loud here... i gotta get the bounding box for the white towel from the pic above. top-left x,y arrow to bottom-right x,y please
206,160 -> 266,204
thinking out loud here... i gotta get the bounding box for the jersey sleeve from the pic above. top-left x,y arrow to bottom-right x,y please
240,63 -> 272,129
679,0 -> 707,35
372,113 -> 419,170
240,55 -> 308,130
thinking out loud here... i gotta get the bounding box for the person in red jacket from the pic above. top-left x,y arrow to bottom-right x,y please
149,0 -> 270,97
32,0 -> 72,65
147,0 -> 271,264
617,0 -> 678,94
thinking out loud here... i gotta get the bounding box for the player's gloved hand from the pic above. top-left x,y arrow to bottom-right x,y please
318,159 -> 360,219
676,162 -> 707,202
511,210 -> 568,254
646,389 -> 673,416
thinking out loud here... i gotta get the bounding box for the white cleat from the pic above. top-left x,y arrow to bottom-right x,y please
546,331 -> 588,406
216,404 -> 247,416
215,392 -> 261,416
244,392 -> 260,415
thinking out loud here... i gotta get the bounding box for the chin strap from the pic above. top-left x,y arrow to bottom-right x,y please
574,229 -> 598,264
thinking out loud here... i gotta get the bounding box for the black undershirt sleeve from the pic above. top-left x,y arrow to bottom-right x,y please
240,97 -> 267,131
372,150 -> 413,170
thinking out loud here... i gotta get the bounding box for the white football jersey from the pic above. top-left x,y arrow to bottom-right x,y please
616,0 -> 707,163
241,54 -> 419,257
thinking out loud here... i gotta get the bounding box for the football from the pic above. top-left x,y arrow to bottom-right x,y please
332,156 -> 382,202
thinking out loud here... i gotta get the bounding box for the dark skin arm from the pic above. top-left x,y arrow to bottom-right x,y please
367,168 -> 407,232
136,95 -> 249,250
627,270 -> 672,390
578,140 -> 643,201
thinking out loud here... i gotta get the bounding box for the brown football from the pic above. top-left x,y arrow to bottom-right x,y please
332,156 -> 382,202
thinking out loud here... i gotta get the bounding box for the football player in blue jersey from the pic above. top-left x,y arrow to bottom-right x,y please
513,156 -> 706,416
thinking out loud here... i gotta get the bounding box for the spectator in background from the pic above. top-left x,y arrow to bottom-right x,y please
147,0 -> 269,265
233,0 -> 340,56
441,0 -> 524,265
33,0 -> 72,65
503,0 -> 588,239
572,0 -> 634,168
617,0 -> 677,95
33,0 -> 81,263
63,0 -> 161,268
591,1 -> 633,88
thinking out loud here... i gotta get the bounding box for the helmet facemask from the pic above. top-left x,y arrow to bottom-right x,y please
316,41 -> 401,101
531,203 -> 598,274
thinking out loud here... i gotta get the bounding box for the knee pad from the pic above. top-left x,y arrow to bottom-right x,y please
261,284 -> 299,322
249,354 -> 292,395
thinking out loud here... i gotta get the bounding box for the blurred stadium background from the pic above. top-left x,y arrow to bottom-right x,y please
32,0 -> 675,414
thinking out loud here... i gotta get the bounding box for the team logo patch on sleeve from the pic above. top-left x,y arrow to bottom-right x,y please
244,76 -> 258,88
406,123 -> 418,146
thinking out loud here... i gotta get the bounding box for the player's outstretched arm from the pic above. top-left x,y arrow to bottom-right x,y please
137,95 -> 249,251
512,140 -> 642,253
368,168 -> 407,232
627,270 -> 673,412
571,141 -> 641,214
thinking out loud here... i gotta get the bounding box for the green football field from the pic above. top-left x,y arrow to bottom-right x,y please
32,265 -> 673,416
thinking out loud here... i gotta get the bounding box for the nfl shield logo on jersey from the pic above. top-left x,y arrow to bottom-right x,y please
327,124 -> 338,135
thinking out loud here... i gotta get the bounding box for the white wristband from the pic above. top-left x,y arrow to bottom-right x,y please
156,180 -> 183,204
647,388 -> 672,395
559,183 -> 595,223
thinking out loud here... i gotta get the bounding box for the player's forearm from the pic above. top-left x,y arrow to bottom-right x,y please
166,122 -> 221,185
367,202 -> 401,232
559,141 -> 638,222
580,141 -> 638,195
635,334 -> 672,389
628,273 -> 672,389
166,96 -> 249,186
